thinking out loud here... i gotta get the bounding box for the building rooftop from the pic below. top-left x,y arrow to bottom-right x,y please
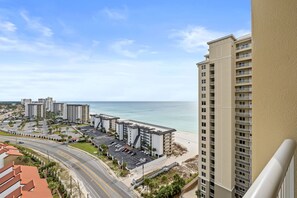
207,34 -> 235,45
117,119 -> 176,135
96,114 -> 120,120
0,144 -> 52,198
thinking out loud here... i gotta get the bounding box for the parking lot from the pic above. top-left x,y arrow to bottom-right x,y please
80,126 -> 154,169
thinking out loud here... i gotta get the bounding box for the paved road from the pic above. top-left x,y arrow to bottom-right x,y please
0,135 -> 137,198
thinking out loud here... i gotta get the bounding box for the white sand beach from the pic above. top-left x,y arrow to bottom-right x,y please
174,131 -> 199,156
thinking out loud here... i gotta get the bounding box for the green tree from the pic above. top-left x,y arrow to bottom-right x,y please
161,175 -> 168,183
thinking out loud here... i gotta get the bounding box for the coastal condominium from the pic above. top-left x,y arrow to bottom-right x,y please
116,120 -> 175,157
53,103 -> 67,119
25,103 -> 46,119
197,34 -> 252,198
90,114 -> 120,132
37,97 -> 54,112
67,104 -> 89,123
22,99 -> 32,116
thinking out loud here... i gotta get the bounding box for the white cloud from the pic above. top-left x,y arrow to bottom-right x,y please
0,21 -> 17,32
102,8 -> 127,20
110,39 -> 149,58
171,26 -> 251,53
170,26 -> 224,53
235,29 -> 251,37
20,10 -> 53,37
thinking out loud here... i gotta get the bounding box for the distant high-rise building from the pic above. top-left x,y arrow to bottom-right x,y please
45,97 -> 54,112
197,34 -> 252,198
38,97 -> 54,112
26,103 -> 46,119
67,104 -> 89,123
53,103 -> 67,119
21,99 -> 32,116
21,99 -> 32,106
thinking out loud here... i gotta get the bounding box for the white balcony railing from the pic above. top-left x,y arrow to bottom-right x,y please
243,139 -> 296,198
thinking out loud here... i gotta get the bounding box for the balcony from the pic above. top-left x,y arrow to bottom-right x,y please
235,120 -> 252,125
236,79 -> 252,85
236,44 -> 251,51
243,139 -> 296,198
237,53 -> 251,60
236,87 -> 252,93
236,104 -> 252,108
236,63 -> 252,69
236,96 -> 252,100
236,112 -> 252,117
236,71 -> 252,77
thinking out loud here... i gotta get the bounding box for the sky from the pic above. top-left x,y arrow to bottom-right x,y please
0,0 -> 251,101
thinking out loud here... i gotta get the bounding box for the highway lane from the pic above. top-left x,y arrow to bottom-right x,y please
0,136 -> 137,198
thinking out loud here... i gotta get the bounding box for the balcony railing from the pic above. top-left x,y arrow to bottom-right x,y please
237,53 -> 251,59
243,139 -> 296,198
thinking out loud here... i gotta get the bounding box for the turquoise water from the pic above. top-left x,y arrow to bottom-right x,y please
68,101 -> 198,134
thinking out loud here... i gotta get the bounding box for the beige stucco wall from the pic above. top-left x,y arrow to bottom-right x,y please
209,37 -> 235,195
252,0 -> 297,192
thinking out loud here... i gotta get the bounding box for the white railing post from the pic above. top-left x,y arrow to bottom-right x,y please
244,139 -> 296,198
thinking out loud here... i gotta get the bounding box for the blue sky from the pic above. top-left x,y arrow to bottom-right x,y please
0,0 -> 251,101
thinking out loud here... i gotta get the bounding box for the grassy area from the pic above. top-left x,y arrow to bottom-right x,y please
0,131 -> 14,136
70,142 -> 129,177
71,142 -> 98,155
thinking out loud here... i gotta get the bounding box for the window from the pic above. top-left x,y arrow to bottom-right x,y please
201,79 -> 206,84
201,72 -> 206,77
201,94 -> 206,98
201,186 -> 206,192
202,108 -> 206,112
202,122 -> 206,127
202,136 -> 206,141
201,179 -> 206,184
202,151 -> 206,155
202,143 -> 206,148
201,87 -> 206,91
202,172 -> 206,177
201,129 -> 206,134
202,158 -> 206,163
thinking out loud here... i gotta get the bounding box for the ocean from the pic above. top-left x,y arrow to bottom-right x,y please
68,101 -> 198,134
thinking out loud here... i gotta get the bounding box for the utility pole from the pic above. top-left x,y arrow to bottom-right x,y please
142,164 -> 144,181
70,175 -> 72,196
47,150 -> 49,163
78,181 -> 81,198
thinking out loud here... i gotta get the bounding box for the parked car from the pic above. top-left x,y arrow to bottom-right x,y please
18,141 -> 24,144
131,152 -> 136,156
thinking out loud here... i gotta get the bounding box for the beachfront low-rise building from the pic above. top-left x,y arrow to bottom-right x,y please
53,103 -> 67,119
92,114 -> 120,132
116,120 -> 175,157
67,104 -> 89,124
25,103 -> 45,119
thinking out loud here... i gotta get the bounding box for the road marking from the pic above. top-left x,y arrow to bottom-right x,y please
57,150 -> 121,198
